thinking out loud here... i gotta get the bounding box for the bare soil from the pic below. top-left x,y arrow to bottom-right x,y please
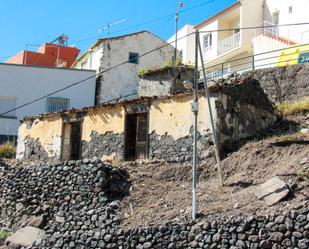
119,134 -> 309,228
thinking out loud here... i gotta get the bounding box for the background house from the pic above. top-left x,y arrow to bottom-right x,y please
0,63 -> 96,144
72,31 -> 175,104
6,41 -> 80,68
169,0 -> 309,77
167,24 -> 196,65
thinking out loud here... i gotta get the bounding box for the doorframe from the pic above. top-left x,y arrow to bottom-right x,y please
123,111 -> 149,161
60,112 -> 85,161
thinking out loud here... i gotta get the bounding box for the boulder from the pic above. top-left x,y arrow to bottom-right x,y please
5,226 -> 45,248
255,177 -> 290,206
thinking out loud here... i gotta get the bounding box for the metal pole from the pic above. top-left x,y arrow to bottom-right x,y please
192,30 -> 199,220
197,31 -> 224,187
174,10 -> 179,65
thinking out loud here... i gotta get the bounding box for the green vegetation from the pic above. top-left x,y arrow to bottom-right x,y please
0,142 -> 16,159
297,166 -> 309,182
0,230 -> 12,245
138,57 -> 184,77
276,97 -> 309,116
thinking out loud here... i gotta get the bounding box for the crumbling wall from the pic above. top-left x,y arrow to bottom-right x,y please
138,66 -> 194,97
82,131 -> 124,160
242,64 -> 309,102
216,79 -> 277,153
148,94 -> 218,162
81,106 -> 125,161
16,116 -> 62,161
149,130 -> 213,162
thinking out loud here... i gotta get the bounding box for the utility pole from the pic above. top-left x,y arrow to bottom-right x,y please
174,2 -> 184,65
192,29 -> 199,220
197,31 -> 223,187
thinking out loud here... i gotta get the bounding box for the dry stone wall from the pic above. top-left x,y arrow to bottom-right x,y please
0,160 -> 308,249
242,64 -> 309,102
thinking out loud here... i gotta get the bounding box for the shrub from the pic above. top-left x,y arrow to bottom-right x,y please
0,142 -> 16,159
276,97 -> 309,116
0,230 -> 12,245
297,166 -> 309,182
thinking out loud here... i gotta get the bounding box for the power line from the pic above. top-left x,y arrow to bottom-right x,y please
70,0 -> 216,45
1,21 -> 309,116
0,32 -> 193,117
198,22 -> 309,33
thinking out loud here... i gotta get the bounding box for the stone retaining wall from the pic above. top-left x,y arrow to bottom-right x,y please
242,64 -> 309,102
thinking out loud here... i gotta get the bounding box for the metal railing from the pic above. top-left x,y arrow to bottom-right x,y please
217,32 -> 241,55
202,42 -> 309,81
256,21 -> 279,37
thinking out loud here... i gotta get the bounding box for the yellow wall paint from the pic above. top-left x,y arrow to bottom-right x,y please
82,105 -> 125,141
18,115 -> 63,157
149,94 -> 216,140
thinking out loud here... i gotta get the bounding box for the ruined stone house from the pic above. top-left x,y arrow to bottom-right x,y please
16,75 -> 277,162
72,31 -> 175,104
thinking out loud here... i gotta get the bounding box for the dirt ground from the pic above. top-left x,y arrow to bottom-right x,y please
119,134 -> 309,228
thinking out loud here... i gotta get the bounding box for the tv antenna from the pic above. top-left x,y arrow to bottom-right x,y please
98,19 -> 127,39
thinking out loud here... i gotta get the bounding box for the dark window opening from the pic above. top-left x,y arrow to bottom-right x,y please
128,52 -> 139,64
124,113 -> 148,161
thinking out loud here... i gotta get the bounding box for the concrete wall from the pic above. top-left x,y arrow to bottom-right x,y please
0,64 -> 96,139
98,32 -> 175,103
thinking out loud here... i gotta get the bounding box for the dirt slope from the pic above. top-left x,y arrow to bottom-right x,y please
119,135 -> 309,229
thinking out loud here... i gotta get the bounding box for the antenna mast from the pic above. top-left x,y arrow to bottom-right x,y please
98,19 -> 127,39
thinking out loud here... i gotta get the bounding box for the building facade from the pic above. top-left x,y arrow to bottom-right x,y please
167,24 -> 196,65
0,63 -> 96,144
16,76 -> 277,162
170,0 -> 309,76
72,31 -> 175,104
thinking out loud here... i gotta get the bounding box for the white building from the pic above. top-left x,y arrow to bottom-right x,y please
72,31 -> 175,104
167,24 -> 196,65
0,63 -> 96,143
169,0 -> 309,76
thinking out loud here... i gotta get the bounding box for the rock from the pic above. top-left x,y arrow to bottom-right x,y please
5,226 -> 45,248
255,177 -> 290,206
27,215 -> 45,228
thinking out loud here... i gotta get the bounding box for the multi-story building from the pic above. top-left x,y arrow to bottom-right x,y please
72,31 -> 175,104
167,24 -> 196,65
0,63 -> 95,144
170,0 -> 309,76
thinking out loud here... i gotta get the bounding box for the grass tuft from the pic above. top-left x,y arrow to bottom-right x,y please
0,142 -> 16,159
0,230 -> 12,245
276,97 -> 309,116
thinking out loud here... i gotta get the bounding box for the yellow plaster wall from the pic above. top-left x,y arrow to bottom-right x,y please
17,115 -> 63,158
149,94 -> 217,140
82,105 -> 125,141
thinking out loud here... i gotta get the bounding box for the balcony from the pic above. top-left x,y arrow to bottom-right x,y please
217,32 -> 241,55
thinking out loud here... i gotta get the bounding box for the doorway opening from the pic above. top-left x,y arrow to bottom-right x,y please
61,121 -> 82,160
124,113 -> 148,161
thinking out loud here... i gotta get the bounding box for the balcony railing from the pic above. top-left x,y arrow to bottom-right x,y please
217,32 -> 241,55
256,21 -> 279,37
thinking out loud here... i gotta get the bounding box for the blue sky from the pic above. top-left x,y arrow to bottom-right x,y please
0,0 -> 235,62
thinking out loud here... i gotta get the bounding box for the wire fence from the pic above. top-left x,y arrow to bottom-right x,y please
202,42 -> 309,80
